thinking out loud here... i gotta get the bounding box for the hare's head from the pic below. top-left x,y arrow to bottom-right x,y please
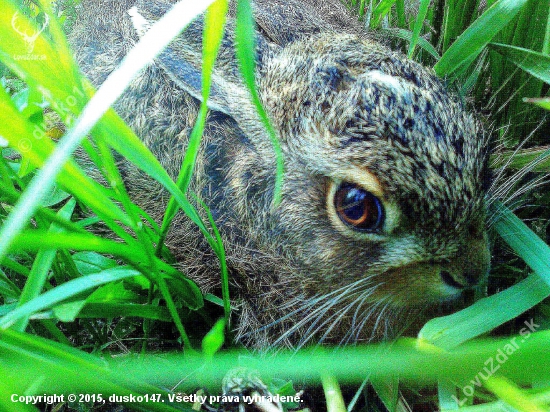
131,0 -> 490,343
256,34 -> 490,306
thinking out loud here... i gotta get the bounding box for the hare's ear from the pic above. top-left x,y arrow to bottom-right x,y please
153,44 -> 233,115
129,1 -> 276,117
128,4 -> 236,115
249,0 -> 362,46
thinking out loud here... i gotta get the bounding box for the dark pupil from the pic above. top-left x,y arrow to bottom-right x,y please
335,184 -> 383,231
342,188 -> 367,220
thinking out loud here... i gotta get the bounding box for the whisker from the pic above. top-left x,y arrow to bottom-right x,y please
265,277 -> 380,348
309,286 -> 381,347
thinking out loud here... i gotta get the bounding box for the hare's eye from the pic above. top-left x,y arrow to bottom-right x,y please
334,183 -> 384,232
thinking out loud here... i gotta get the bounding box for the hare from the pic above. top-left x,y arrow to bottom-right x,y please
69,0 -> 490,349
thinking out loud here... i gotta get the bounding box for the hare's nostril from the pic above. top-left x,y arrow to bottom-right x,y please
463,272 -> 479,286
440,270 -> 464,289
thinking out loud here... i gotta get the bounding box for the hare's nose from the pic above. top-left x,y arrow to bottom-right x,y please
440,270 -> 464,289
440,269 -> 485,289
440,236 -> 491,289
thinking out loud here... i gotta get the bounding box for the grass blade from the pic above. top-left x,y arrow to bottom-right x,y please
0,0 -> 217,264
491,146 -> 550,172
419,275 -> 549,349
76,303 -> 172,322
157,2 -> 230,325
0,267 -> 140,329
484,376 -> 546,412
0,328 -> 189,411
370,0 -> 396,29
493,202 -> 550,286
235,0 -> 284,206
523,97 -> 550,111
489,43 -> 550,84
321,374 -> 347,412
434,0 -> 529,77
12,198 -> 76,332
383,28 -> 441,60
407,0 -> 430,58
438,379 -> 460,411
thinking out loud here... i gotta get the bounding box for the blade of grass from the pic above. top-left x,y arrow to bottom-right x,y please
156,0 -> 229,330
493,202 -> 550,286
0,269 -> 21,300
491,146 -> 550,172
195,195 -> 230,325
1,328 -> 550,398
371,377 -> 400,412
166,0 -> 228,203
9,231 -> 145,263
459,49 -> 487,95
438,379 -> 460,410
0,0 -> 217,264
347,376 -> 370,412
484,376 -> 545,412
489,43 -> 550,84
12,198 -> 76,332
523,97 -> 550,111
235,0 -> 284,207
370,0 -> 397,29
382,28 -> 441,60
395,0 -> 406,28
0,153 -> 15,190
74,303 -> 172,322
0,328 -> 191,412
0,267 -> 140,329
38,318 -> 71,346
407,0 -> 430,58
434,0 -> 529,77
0,256 -> 30,277
439,0 -> 452,53
108,333 -> 550,388
8,230 -> 203,309
321,373 -> 347,412
202,318 -> 226,359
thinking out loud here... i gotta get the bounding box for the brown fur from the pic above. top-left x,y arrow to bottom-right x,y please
70,0 -> 490,349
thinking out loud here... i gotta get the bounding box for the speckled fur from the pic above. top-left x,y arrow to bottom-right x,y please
70,0 -> 490,349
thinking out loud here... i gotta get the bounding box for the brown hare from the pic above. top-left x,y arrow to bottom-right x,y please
69,0 -> 490,350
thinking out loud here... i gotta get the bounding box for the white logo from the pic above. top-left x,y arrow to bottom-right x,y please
11,11 -> 50,54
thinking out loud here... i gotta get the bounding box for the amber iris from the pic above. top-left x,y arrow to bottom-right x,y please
334,183 -> 384,232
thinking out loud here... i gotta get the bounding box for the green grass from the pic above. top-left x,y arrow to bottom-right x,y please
1,0 -> 550,411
